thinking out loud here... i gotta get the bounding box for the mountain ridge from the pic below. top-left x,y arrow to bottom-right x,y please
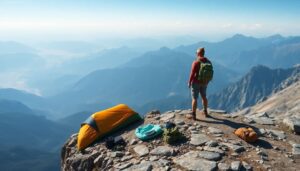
209,65 -> 298,112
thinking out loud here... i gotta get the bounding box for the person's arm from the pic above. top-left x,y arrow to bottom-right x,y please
188,61 -> 197,87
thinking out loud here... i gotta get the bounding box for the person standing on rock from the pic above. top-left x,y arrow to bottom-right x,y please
187,47 -> 214,120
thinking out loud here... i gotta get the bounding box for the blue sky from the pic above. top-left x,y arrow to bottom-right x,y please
0,0 -> 299,41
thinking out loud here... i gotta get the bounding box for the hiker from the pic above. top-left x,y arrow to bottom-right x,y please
187,47 -> 213,120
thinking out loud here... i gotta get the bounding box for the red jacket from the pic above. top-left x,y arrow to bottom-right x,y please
188,57 -> 211,85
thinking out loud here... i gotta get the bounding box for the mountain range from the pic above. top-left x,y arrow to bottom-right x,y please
175,34 -> 300,72
50,47 -> 238,116
0,34 -> 300,171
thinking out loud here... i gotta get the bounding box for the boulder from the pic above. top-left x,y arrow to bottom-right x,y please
124,161 -> 152,171
207,127 -> 223,134
283,118 -> 300,133
115,162 -> 133,170
242,161 -> 252,171
203,146 -> 225,155
205,140 -> 219,147
222,143 -> 245,153
160,113 -> 175,122
267,129 -> 286,140
197,151 -> 222,161
133,145 -> 149,157
190,134 -> 211,146
292,143 -> 300,158
174,119 -> 185,125
253,117 -> 274,125
150,146 -> 174,157
231,161 -> 241,171
218,163 -> 230,171
173,152 -> 217,171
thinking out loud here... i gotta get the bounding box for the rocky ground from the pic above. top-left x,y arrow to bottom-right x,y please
61,109 -> 300,171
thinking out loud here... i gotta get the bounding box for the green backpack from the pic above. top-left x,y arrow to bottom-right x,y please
163,127 -> 184,144
197,61 -> 214,83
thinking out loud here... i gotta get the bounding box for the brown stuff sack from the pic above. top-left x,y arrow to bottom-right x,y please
234,127 -> 258,143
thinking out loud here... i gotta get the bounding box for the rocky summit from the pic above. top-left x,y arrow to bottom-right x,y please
61,109 -> 300,171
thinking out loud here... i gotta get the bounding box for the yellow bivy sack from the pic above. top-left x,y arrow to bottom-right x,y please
77,104 -> 142,150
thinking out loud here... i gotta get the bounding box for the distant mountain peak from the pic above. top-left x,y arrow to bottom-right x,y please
232,33 -> 247,38
268,34 -> 283,39
222,34 -> 255,43
159,46 -> 171,51
249,65 -> 270,72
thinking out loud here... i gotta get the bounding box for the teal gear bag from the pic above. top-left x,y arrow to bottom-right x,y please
135,124 -> 162,141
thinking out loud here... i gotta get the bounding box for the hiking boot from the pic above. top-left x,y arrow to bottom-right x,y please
202,110 -> 208,117
192,113 -> 196,120
186,112 -> 196,120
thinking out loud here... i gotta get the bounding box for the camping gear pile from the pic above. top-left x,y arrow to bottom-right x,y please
77,103 -> 187,151
134,121 -> 185,144
76,104 -> 260,152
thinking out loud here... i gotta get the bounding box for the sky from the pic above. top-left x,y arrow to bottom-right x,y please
0,0 -> 299,42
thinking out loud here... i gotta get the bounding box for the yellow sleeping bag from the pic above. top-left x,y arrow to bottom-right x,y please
77,104 -> 142,150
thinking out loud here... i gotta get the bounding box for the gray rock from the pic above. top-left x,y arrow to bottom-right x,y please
150,146 -> 174,157
255,112 -> 269,118
218,163 -> 230,171
115,162 -> 133,170
94,155 -> 104,165
149,156 -> 159,161
292,143 -> 300,158
149,110 -> 160,115
243,118 -> 255,124
203,146 -> 225,155
242,161 -> 252,170
154,116 -> 160,120
174,119 -> 185,125
206,140 -> 219,147
157,158 -> 170,166
134,145 -> 149,157
188,126 -> 196,131
222,143 -> 245,153
258,128 -> 267,135
231,152 -> 239,157
160,113 -> 175,122
190,134 -> 211,146
173,152 -> 217,171
121,155 -> 133,162
267,129 -> 286,140
207,127 -> 223,134
198,151 -> 222,161
124,161 -> 152,171
213,134 -> 223,137
190,130 -> 199,134
283,117 -> 300,133
253,117 -> 274,125
231,161 -> 241,171
110,151 -> 124,158
227,139 -> 242,145
130,139 -> 138,145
